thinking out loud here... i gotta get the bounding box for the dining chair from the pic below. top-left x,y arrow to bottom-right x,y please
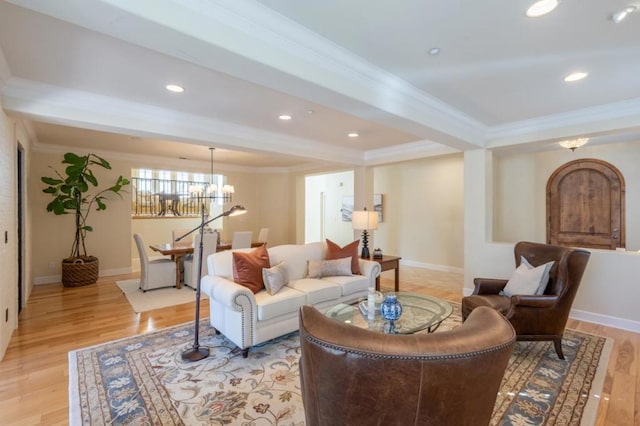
183,232 -> 218,289
172,229 -> 193,248
257,227 -> 270,245
133,233 -> 176,292
231,231 -> 253,249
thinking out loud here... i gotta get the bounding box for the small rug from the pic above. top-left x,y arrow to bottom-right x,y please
69,305 -> 611,425
115,279 -> 203,313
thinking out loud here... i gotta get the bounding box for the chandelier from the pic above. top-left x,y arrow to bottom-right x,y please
558,138 -> 589,152
188,148 -> 234,201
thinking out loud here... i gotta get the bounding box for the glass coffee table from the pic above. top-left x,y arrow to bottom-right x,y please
325,292 -> 453,334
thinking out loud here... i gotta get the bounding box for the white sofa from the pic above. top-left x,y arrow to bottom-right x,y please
201,242 -> 381,357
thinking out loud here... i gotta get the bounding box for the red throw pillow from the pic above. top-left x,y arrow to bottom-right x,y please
325,239 -> 361,275
232,244 -> 270,294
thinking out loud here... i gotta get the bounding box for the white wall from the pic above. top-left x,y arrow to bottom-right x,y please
374,154 -> 464,270
0,98 -> 16,359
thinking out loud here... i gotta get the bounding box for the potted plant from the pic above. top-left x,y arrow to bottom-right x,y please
42,152 -> 130,287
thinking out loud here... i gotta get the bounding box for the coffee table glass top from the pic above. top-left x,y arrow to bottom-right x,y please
325,292 -> 453,334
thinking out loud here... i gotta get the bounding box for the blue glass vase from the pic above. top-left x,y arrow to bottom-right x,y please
380,294 -> 402,333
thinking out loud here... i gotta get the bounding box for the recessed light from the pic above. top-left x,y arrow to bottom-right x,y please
165,84 -> 184,93
428,47 -> 441,56
348,132 -> 359,138
611,5 -> 637,23
564,72 -> 588,82
526,0 -> 558,17
278,114 -> 292,120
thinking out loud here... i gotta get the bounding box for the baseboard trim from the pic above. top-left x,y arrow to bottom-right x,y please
570,308 -> 640,333
34,267 -> 132,285
400,259 -> 463,274
460,287 -> 640,332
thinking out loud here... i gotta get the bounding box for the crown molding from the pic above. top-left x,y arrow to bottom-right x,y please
2,78 -> 368,166
9,0 -> 485,150
364,140 -> 460,166
486,97 -> 640,147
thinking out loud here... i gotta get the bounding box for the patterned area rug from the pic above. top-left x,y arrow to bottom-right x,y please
69,305 -> 611,425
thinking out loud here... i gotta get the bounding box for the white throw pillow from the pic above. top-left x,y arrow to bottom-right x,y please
520,256 -> 554,295
307,257 -> 353,278
503,259 -> 549,296
262,261 -> 289,295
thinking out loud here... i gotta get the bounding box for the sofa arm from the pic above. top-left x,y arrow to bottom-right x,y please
359,258 -> 381,281
210,277 -> 257,312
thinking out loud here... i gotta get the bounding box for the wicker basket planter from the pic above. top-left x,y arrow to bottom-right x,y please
62,256 -> 99,287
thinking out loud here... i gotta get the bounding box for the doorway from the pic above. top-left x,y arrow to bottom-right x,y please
304,171 -> 354,245
547,158 -> 625,249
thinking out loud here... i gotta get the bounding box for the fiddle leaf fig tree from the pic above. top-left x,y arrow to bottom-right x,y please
41,152 -> 130,259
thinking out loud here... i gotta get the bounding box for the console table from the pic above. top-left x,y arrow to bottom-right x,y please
370,255 -> 401,292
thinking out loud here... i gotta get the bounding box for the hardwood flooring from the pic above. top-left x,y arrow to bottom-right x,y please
0,267 -> 637,425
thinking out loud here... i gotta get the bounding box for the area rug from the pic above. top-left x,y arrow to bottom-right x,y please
69,304 -> 611,425
115,279 -> 204,313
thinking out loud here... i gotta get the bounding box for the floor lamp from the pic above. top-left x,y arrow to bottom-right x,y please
352,207 -> 379,258
175,204 -> 247,362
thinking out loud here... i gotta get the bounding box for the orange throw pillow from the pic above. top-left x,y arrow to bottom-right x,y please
326,239 -> 361,275
232,244 -> 270,294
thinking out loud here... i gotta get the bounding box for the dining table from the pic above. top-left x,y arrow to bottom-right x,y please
149,241 -> 265,288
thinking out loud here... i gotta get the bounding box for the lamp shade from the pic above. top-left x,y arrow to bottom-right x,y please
352,210 -> 379,231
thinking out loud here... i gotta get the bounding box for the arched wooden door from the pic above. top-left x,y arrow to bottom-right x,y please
547,159 -> 625,249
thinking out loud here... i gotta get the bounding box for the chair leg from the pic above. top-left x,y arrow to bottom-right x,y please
242,348 -> 249,358
553,338 -> 565,360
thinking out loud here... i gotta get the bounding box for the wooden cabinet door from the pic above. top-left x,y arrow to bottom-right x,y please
547,159 -> 625,249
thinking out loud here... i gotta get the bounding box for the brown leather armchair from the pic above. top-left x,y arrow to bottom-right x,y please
462,241 -> 590,359
299,305 -> 515,426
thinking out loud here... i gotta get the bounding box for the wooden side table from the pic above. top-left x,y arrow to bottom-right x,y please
369,255 -> 401,292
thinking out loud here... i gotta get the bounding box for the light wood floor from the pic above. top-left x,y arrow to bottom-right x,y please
0,267 -> 637,425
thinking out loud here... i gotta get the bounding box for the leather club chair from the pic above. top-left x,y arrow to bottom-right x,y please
299,305 -> 516,426
462,241 -> 590,359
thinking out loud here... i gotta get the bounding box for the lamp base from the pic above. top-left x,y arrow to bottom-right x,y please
360,229 -> 370,258
181,346 -> 210,362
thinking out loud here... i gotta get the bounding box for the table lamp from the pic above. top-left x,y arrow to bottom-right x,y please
352,207 -> 379,258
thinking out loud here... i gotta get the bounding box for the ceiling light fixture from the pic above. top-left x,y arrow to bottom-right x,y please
611,5 -> 637,23
428,47 -> 441,56
278,114 -> 292,120
165,84 -> 184,93
526,0 -> 559,17
188,148 -> 234,201
559,137 -> 589,151
564,71 -> 588,82
348,132 -> 359,138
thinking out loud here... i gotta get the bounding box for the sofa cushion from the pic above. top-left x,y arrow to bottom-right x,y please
287,278 -> 342,305
326,239 -> 361,275
307,257 -> 352,278
232,244 -> 270,294
254,286 -> 307,321
262,261 -> 289,295
268,242 -> 324,280
321,274 -> 370,297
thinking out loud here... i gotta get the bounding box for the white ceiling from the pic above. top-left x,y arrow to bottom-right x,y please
1,0 -> 639,169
